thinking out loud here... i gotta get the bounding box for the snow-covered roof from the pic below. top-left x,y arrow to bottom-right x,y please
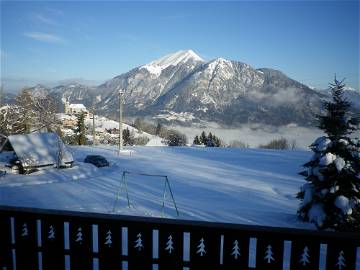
69,104 -> 86,109
0,133 -> 73,168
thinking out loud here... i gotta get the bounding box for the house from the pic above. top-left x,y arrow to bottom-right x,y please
0,133 -> 74,174
64,101 -> 89,117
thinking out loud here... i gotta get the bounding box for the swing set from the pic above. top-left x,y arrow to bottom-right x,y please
112,171 -> 179,216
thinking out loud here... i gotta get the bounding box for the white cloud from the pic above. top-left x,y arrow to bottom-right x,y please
23,32 -> 65,44
33,14 -> 58,26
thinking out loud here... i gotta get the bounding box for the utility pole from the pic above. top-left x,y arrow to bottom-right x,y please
118,88 -> 124,155
92,99 -> 96,145
0,85 -> 3,107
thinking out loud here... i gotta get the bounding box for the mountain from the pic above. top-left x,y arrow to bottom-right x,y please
93,50 -> 326,126
20,50 -> 358,127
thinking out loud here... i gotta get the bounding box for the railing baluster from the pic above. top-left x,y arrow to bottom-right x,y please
127,224 -> 152,270
0,213 -> 13,270
69,220 -> 93,269
158,227 -> 183,270
14,214 -> 38,270
97,221 -> 122,270
326,240 -> 357,270
290,239 -> 320,270
222,230 -> 250,269
189,229 -> 221,270
256,235 -> 284,270
41,216 -> 65,270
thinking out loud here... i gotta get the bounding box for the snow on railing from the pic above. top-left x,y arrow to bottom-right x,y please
0,206 -> 359,270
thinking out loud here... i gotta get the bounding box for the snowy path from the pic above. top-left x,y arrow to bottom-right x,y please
0,146 -> 314,229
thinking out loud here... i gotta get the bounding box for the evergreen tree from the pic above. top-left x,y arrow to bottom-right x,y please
155,121 -> 164,137
207,132 -> 215,147
200,131 -> 207,145
212,135 -> 221,147
193,135 -> 201,145
123,127 -> 133,146
297,78 -> 360,231
76,112 -> 86,145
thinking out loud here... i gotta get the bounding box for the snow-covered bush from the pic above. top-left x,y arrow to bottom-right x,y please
297,78 -> 360,231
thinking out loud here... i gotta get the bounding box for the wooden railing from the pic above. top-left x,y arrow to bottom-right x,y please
0,205 -> 359,270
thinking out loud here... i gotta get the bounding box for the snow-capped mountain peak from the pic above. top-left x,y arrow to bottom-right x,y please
140,50 -> 204,76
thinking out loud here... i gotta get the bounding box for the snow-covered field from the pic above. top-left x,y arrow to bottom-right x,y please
0,145 -> 314,230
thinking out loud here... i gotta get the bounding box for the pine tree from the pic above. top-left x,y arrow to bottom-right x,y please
264,245 -> 275,263
21,223 -> 29,237
335,250 -> 346,270
104,230 -> 112,247
193,135 -> 201,145
75,227 -> 83,243
123,127 -> 133,146
165,235 -> 174,254
231,240 -> 240,259
134,233 -> 143,251
207,132 -> 214,147
155,122 -> 164,137
48,225 -> 55,239
76,112 -> 86,145
299,246 -> 310,266
297,78 -> 360,231
200,131 -> 207,145
196,238 -> 206,256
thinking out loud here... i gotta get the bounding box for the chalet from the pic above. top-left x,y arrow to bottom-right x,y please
0,133 -> 74,174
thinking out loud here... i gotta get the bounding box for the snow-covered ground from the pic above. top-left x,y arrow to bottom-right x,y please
0,145 -> 314,230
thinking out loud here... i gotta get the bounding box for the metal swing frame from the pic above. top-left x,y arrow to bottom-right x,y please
112,171 -> 179,216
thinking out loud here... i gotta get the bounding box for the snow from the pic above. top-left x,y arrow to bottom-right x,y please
154,111 -> 195,122
312,136 -> 331,152
0,146 -> 314,229
0,133 -> 73,168
334,157 -> 346,172
308,203 -> 326,228
300,183 -> 314,206
69,104 -> 86,109
319,152 -> 336,166
140,50 -> 203,76
335,196 -> 352,215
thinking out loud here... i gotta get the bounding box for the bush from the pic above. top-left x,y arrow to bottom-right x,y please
259,137 -> 290,150
133,136 -> 150,145
229,140 -> 249,148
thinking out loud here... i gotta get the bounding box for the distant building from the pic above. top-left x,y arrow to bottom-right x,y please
64,101 -> 89,117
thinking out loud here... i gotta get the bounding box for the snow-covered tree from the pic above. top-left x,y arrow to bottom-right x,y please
264,245 -> 274,263
21,223 -> 29,237
134,233 -> 143,251
335,250 -> 346,270
104,230 -> 112,247
196,238 -> 206,256
231,240 -> 240,259
165,235 -> 174,254
75,227 -> 83,243
299,246 -> 310,266
15,89 -> 36,133
48,225 -> 55,239
297,78 -> 360,231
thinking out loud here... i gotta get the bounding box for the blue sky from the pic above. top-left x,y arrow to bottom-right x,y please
1,1 -> 359,92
